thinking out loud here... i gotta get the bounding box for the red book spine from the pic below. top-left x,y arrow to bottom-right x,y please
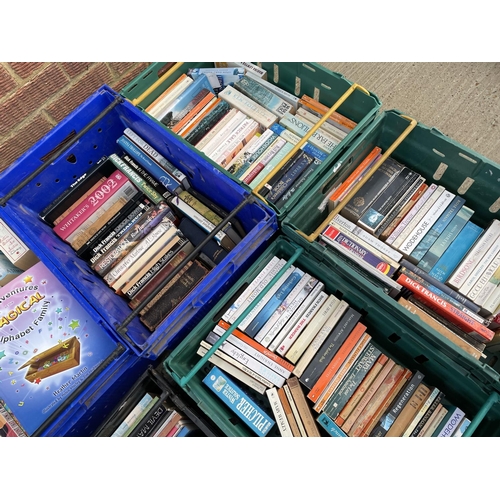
53,170 -> 129,240
396,273 -> 494,342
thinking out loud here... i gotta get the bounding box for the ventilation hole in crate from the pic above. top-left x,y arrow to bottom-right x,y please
295,77 -> 301,96
490,197 -> 500,213
388,333 -> 401,343
97,128 -> 102,133
73,174 -> 77,179
88,160 -> 93,165
163,143 -> 172,157
414,354 -> 429,364
433,162 -> 448,180
93,144 -> 98,150
459,152 -> 477,164
321,83 -> 332,91
302,63 -> 316,73
273,64 -> 279,84
313,87 -> 320,101
66,154 -> 77,164
55,178 -> 60,183
458,177 -> 474,194
433,148 -> 445,158
36,182 -> 41,187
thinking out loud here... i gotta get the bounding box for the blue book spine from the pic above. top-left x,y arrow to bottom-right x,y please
245,269 -> 305,338
202,366 -> 275,437
409,196 -> 466,263
432,406 -> 466,437
317,413 -> 348,437
117,135 -> 182,195
301,142 -> 328,162
429,221 -> 483,282
270,123 -> 288,136
175,425 -> 196,437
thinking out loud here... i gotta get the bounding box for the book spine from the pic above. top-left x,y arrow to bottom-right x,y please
246,72 -> 299,111
172,91 -> 216,133
277,387 -> 301,436
235,133 -> 279,179
269,122 -> 301,145
53,170 -> 130,240
218,85 -> 278,129
452,417 -> 471,437
408,195 -> 466,263
417,206 -> 474,272
184,100 -> 231,145
266,388 -> 293,437
120,154 -> 171,199
194,107 -> 240,150
409,390 -> 444,437
436,407 -> 466,437
202,366 -> 275,437
296,107 -> 347,141
461,242 -> 500,298
422,405 -> 449,436
473,260 -> 500,306
429,221 -> 483,283
116,135 -> 183,194
283,385 -> 307,436
401,386 -> 441,437
397,190 -> 455,256
321,225 -> 398,277
277,291 -> 329,357
248,142 -> 295,190
316,412 -> 348,437
396,273 -> 495,342
386,183 -> 439,246
286,376 -> 321,437
242,137 -> 287,184
298,94 -> 357,130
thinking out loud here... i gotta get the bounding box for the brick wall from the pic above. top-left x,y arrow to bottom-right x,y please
0,62 -> 151,173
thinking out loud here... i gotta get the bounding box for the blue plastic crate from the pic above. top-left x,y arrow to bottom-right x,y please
0,85 -> 278,360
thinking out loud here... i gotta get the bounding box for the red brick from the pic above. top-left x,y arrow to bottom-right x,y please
109,63 -> 151,93
109,62 -> 137,75
61,62 -> 92,78
8,62 -> 44,80
0,114 -> 53,172
0,65 -> 17,97
45,63 -> 113,123
0,64 -> 69,136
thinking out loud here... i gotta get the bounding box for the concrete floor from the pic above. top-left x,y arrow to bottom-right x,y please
320,62 -> 500,165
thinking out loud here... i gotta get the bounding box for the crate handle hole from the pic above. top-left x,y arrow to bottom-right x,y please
388,333 -> 401,343
321,83 -> 332,91
433,162 -> 448,180
88,160 -> 93,165
458,177 -> 474,194
302,63 -> 316,73
55,178 -> 60,183
295,77 -> 301,96
489,197 -> 500,213
334,291 -> 343,300
313,87 -> 320,101
36,182 -> 42,187
414,354 -> 429,364
433,148 -> 445,158
273,64 -> 279,84
72,174 -> 77,179
97,128 -> 102,133
459,152 -> 477,164
93,145 -> 98,150
66,154 -> 77,164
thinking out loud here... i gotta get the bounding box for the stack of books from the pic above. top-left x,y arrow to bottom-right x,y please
197,254 -> 471,437
39,128 -> 245,332
318,148 -> 500,357
143,62 -> 357,207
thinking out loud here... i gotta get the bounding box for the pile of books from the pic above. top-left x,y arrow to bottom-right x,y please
39,127 -> 245,332
197,254 -> 470,437
318,148 -> 500,358
144,62 -> 357,207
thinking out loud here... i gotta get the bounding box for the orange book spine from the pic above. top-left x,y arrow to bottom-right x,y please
145,74 -> 188,113
328,147 -> 382,205
172,92 -> 216,134
299,95 -> 357,130
217,320 -> 295,373
277,386 -> 301,437
307,322 -> 367,403
360,368 -> 412,437
179,97 -> 221,138
349,364 -> 406,437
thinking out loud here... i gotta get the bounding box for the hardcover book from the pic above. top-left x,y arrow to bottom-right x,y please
203,365 -> 275,437
0,261 -> 118,436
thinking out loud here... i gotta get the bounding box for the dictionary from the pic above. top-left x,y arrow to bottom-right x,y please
0,261 -> 118,436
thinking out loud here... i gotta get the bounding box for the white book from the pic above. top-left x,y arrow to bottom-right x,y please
252,272 -> 314,345
246,71 -> 299,112
249,141 -> 295,190
390,185 -> 445,249
292,300 -> 350,378
285,294 -> 341,364
402,387 -> 441,437
195,107 -> 240,150
238,266 -> 296,333
417,402 -> 443,437
475,264 -> 500,307
266,281 -> 325,351
257,276 -> 320,347
277,291 -> 329,357
216,62 -> 268,80
283,384 -> 307,437
386,183 -> 439,246
111,393 -> 154,437
212,324 -> 291,378
225,128 -> 275,173
241,137 -> 287,183
482,281 -> 500,314
219,86 -> 278,129
209,118 -> 259,163
223,134 -> 262,172
200,110 -> 247,157
197,344 -> 268,394
461,241 -> 500,297
398,189 -> 455,256
295,106 -> 347,141
222,256 -> 281,323
147,76 -> 194,119
202,337 -> 285,387
332,214 -> 403,262
447,219 -> 500,290
266,387 -> 293,437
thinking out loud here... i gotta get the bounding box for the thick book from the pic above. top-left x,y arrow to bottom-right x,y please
286,376 -> 321,437
111,392 -> 156,437
203,366 -> 275,437
396,273 -> 495,343
0,261 -> 119,436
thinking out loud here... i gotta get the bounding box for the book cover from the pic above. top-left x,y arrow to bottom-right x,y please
168,87 -> 213,131
316,412 -> 348,437
397,273 -> 495,342
145,74 -> 193,117
0,403 -> 27,437
295,106 -> 347,142
246,72 -> 299,111
266,387 -> 293,437
0,251 -> 23,286
298,94 -> 357,131
0,261 -> 119,436
187,67 -> 245,95
196,108 -> 242,151
203,365 -> 275,437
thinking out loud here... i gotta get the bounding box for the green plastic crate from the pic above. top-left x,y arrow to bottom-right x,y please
164,236 -> 500,437
121,62 -> 381,220
282,109 -> 500,374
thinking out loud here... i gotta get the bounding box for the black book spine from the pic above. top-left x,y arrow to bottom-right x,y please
185,100 -> 231,145
299,308 -> 362,390
258,149 -> 304,198
128,402 -> 172,437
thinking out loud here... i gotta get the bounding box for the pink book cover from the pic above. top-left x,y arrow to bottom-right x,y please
53,170 -> 130,241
